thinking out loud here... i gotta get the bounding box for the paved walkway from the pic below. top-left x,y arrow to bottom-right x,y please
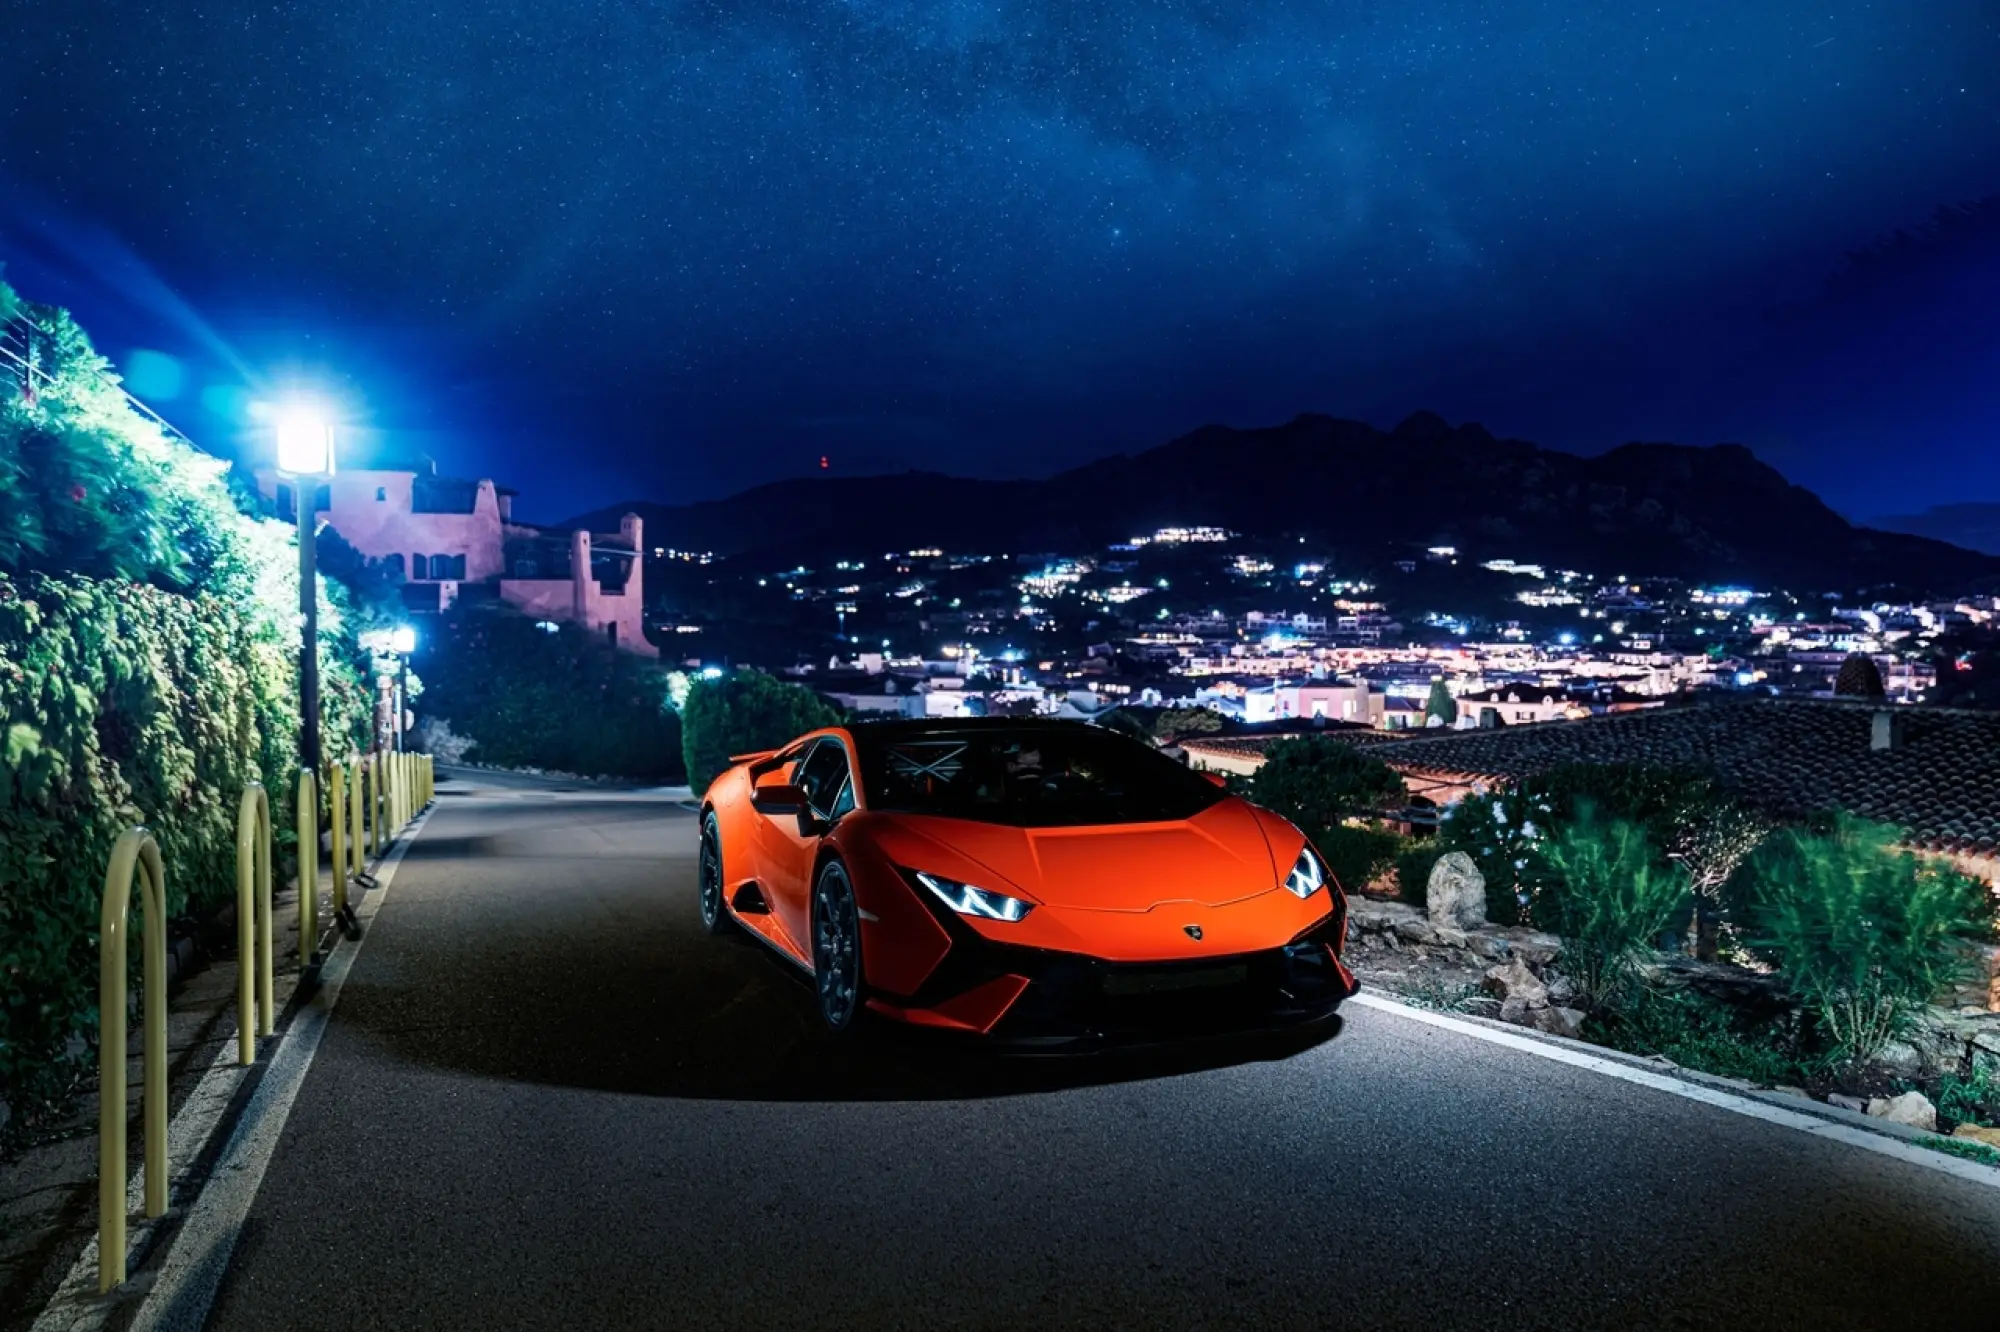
182,772 -> 2000,1330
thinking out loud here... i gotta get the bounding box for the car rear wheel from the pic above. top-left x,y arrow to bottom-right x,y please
812,860 -> 865,1032
698,812 -> 733,935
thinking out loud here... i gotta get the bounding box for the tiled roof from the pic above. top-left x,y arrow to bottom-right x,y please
1369,699 -> 2000,857
1180,728 -> 1410,762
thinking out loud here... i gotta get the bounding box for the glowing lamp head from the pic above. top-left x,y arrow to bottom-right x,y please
390,625 -> 417,654
274,406 -> 335,475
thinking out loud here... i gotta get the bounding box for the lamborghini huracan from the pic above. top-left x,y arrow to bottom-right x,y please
697,718 -> 1356,1045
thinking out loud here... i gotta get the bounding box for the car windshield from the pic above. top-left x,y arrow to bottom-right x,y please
854,725 -> 1228,828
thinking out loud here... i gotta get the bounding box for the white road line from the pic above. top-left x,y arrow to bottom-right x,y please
1348,992 -> 2000,1190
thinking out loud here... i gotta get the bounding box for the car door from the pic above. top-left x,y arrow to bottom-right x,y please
757,738 -> 855,956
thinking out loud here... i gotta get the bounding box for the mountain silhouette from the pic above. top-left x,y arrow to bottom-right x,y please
570,413 -> 1999,593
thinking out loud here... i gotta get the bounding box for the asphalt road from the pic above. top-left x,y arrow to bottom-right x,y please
200,772 -> 2000,1331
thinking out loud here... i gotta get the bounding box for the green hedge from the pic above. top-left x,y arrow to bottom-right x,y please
0,574 -> 306,1114
0,286 -> 370,1125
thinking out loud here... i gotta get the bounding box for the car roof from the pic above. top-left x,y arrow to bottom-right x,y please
841,716 -> 1112,743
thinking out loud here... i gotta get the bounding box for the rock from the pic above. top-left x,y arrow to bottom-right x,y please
1953,1123 -> 2000,1148
1426,852 -> 1487,929
1433,926 -> 1469,950
1865,1091 -> 1937,1132
1526,1006 -> 1587,1040
1826,1093 -> 1867,1113
1870,1041 -> 1926,1079
1481,957 -> 1548,1009
1464,933 -> 1511,961
1543,973 -> 1577,1006
1394,917 -> 1440,947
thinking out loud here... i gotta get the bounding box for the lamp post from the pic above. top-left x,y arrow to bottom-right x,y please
389,625 -> 415,751
276,408 -> 335,775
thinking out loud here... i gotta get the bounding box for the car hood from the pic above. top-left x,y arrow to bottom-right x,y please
886,798 -> 1284,911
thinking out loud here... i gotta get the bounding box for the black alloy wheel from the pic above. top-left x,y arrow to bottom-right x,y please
698,812 -> 732,935
812,860 -> 865,1032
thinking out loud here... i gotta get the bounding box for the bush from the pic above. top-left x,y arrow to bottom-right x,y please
681,669 -> 844,794
1539,809 -> 1689,1007
416,608 -> 685,780
1594,988 -> 1803,1086
1313,824 -> 1403,896
1,286 -> 373,1127
0,574 -> 318,1119
1733,814 -> 1989,1066
1431,791 -> 1550,926
1395,841 -> 1444,908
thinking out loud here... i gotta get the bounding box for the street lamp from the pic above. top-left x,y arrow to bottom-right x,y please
275,405 -> 334,774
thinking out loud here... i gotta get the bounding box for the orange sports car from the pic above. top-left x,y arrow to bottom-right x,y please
697,718 -> 1356,1045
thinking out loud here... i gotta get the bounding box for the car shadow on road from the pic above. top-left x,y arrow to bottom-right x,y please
332,919 -> 1344,1103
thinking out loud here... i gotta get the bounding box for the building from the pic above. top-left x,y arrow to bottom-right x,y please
262,455 -> 655,655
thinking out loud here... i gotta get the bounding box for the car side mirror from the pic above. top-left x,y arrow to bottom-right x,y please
752,782 -> 810,816
1201,771 -> 1228,788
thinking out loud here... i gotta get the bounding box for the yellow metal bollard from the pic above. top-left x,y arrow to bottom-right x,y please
349,757 -> 365,879
328,762 -> 348,921
235,783 -> 274,1063
99,828 -> 168,1293
297,767 -> 318,962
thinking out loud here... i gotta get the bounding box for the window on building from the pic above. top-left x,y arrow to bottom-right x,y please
606,622 -> 619,647
412,552 -> 428,579
428,554 -> 466,581
384,554 -> 405,579
375,486 -> 387,502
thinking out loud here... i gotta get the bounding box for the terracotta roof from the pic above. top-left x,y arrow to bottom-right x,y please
1369,698 -> 2000,856
1180,728 -> 1408,761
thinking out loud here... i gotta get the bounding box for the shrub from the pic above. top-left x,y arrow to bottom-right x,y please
1937,1067 -> 2000,1129
1733,814 -> 1989,1066
1153,706 -> 1223,743
681,669 -> 844,794
1431,791 -> 1552,926
1395,841 -> 1444,908
1539,809 -> 1689,1007
416,608 -> 685,780
1313,824 -> 1403,896
1594,988 -> 1802,1086
0,287 -> 383,1130
0,573 -> 340,1119
1246,735 -> 1405,837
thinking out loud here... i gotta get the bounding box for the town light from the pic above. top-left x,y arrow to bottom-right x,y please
390,625 -> 417,654
274,404 -> 335,476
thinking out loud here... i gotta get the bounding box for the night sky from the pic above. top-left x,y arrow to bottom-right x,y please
2,1 -> 1997,523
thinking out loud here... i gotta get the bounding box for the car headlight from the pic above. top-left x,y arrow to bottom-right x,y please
913,871 -> 1034,922
1283,846 -> 1327,899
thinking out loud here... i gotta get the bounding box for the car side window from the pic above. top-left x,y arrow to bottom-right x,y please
796,740 -> 854,821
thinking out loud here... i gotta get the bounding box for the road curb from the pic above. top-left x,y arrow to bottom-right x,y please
1349,991 -> 1999,1186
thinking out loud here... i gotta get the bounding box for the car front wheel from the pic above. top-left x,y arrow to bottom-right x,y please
698,812 -> 733,936
812,860 -> 865,1032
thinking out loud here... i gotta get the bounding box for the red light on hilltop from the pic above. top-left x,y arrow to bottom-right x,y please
820,455 -> 830,470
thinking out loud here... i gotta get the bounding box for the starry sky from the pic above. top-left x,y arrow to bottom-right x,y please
2,0 -> 1997,522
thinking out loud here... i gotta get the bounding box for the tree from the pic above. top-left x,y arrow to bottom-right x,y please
419,608 -> 685,780
1154,706 -> 1223,743
681,669 -> 844,793
1833,653 -> 1886,699
1424,678 -> 1458,727
1247,735 -> 1405,840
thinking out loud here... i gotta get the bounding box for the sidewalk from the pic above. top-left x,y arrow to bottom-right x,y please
0,836 -> 395,1332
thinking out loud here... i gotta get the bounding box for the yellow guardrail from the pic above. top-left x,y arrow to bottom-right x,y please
235,784 -> 274,1065
348,756 -> 365,881
327,761 -> 348,924
296,767 -> 318,964
99,828 -> 167,1293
